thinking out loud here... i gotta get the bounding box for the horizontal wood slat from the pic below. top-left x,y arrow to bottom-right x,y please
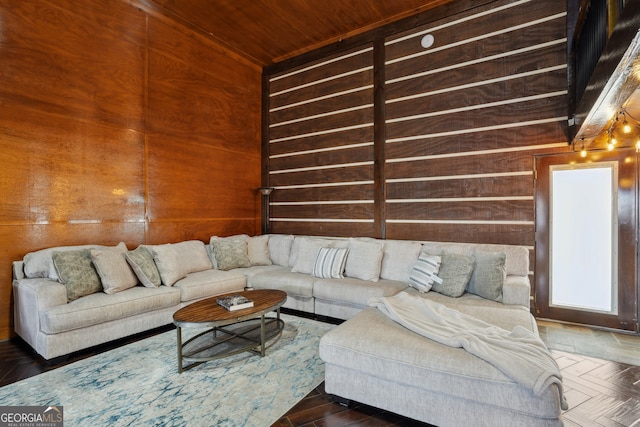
386,175 -> 534,199
386,200 -> 534,222
386,222 -> 534,245
385,123 -> 567,159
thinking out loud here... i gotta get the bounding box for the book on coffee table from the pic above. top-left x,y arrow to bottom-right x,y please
216,294 -> 254,311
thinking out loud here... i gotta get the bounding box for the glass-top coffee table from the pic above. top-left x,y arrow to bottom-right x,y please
173,289 -> 287,373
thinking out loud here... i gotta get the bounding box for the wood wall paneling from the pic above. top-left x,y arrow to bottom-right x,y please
263,0 -> 572,300
0,0 -> 262,339
267,44 -> 376,236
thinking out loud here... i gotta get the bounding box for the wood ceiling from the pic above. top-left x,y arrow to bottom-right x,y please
133,0 -> 457,66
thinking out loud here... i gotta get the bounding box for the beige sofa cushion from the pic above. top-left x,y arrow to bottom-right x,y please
173,269 -> 246,302
24,244 -> 114,281
268,234 -> 294,266
40,286 -> 181,334
345,239 -> 384,282
313,277 -> 407,307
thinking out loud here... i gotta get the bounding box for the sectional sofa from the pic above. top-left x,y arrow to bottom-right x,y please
12,233 -> 565,425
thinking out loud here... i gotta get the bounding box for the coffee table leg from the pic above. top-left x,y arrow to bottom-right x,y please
260,314 -> 266,357
177,326 -> 183,374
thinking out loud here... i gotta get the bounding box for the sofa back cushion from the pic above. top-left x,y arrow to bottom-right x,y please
24,244 -> 112,281
268,234 -> 294,266
421,241 -> 528,276
345,238 -> 384,282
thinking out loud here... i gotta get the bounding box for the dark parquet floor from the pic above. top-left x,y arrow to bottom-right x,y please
1,320 -> 639,427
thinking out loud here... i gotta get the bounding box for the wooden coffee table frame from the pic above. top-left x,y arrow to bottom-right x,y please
173,289 -> 287,373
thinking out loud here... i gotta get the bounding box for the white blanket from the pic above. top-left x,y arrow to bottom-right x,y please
369,292 -> 567,409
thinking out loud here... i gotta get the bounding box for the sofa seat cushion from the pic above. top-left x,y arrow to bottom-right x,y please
233,265 -> 287,287
313,278 -> 408,307
319,306 -> 562,420
250,268 -> 316,298
173,269 -> 246,302
41,286 -> 181,334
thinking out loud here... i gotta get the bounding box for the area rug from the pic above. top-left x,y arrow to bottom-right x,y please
0,314 -> 334,426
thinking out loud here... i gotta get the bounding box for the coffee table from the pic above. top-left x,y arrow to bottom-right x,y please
173,289 -> 287,373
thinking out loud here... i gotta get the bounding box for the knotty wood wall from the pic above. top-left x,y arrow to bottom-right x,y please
264,0 -> 571,283
0,0 -> 262,339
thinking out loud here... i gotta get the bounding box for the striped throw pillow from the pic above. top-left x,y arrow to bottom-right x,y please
313,247 -> 349,279
408,253 -> 443,293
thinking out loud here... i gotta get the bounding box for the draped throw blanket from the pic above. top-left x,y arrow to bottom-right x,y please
369,292 -> 568,409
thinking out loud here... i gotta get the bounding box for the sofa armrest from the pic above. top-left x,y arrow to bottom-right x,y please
502,275 -> 531,308
13,278 -> 67,349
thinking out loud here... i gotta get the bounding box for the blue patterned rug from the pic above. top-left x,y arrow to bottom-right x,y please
0,314 -> 334,426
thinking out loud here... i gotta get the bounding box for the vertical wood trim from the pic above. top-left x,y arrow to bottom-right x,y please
373,32 -> 386,239
261,71 -> 271,230
144,13 -> 150,242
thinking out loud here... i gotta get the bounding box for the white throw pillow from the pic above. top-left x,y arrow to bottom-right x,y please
344,238 -> 384,282
408,253 -> 443,293
173,240 -> 212,274
380,240 -> 423,282
151,244 -> 188,286
248,235 -> 272,266
91,243 -> 138,294
313,247 -> 349,279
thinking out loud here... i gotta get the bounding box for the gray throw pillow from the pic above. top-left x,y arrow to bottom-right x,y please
467,250 -> 506,301
431,253 -> 475,298
125,246 -> 162,288
211,235 -> 251,270
52,250 -> 103,302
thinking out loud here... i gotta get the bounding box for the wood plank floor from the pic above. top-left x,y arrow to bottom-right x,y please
1,321 -> 639,426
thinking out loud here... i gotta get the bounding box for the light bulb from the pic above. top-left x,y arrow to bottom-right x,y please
611,137 -> 617,146
580,147 -> 587,158
623,121 -> 631,133
608,142 -> 615,151
636,139 -> 640,151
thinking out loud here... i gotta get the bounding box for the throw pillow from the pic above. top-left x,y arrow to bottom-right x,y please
210,235 -> 251,270
248,235 -> 272,266
151,244 -> 188,286
431,253 -> 475,298
467,250 -> 507,301
312,247 -> 349,279
408,253 -> 443,293
173,240 -> 212,274
344,238 -> 384,282
380,240 -> 422,282
125,245 -> 162,287
52,250 -> 103,302
268,234 -> 294,266
91,244 -> 138,294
